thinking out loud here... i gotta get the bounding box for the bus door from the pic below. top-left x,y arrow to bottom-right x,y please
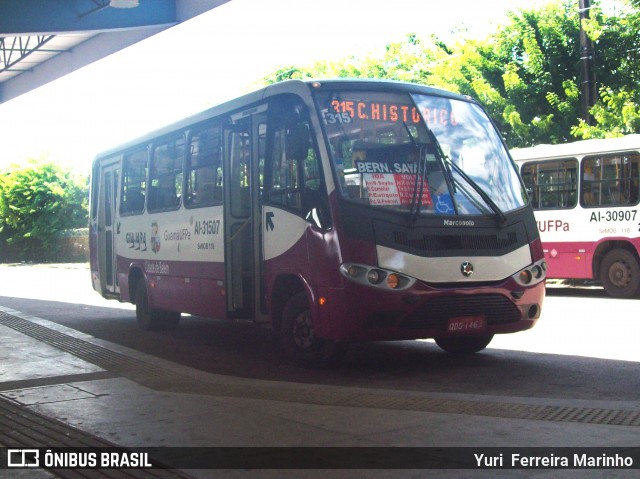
97,161 -> 120,295
223,105 -> 268,321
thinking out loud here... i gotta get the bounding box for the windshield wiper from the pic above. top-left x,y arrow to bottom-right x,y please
403,123 -> 428,222
425,128 -> 507,224
444,154 -> 507,224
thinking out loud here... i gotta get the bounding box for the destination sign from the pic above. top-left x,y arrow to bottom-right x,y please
325,100 -> 458,126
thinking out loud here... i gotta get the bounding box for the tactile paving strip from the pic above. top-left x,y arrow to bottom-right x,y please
1,309 -> 640,427
0,395 -> 194,478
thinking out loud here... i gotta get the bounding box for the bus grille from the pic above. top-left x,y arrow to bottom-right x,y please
393,231 -> 519,253
372,219 -> 527,258
398,294 -> 520,330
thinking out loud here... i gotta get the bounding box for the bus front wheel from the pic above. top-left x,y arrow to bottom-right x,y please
435,334 -> 494,355
600,249 -> 640,298
135,281 -> 181,331
281,292 -> 338,368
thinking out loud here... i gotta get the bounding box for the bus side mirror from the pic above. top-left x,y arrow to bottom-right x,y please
303,187 -> 331,230
305,205 -> 331,230
287,124 -> 310,160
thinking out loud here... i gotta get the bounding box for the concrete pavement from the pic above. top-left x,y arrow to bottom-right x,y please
0,264 -> 639,478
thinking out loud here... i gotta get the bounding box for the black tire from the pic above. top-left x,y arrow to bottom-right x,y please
435,334 -> 494,355
600,248 -> 640,298
135,281 -> 181,331
281,292 -> 339,368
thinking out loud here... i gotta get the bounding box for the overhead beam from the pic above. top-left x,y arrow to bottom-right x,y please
0,27 -> 167,102
0,35 -> 56,73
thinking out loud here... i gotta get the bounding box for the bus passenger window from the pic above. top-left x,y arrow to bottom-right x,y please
186,126 -> 223,208
265,97 -> 328,226
148,138 -> 185,212
269,122 -> 322,205
229,130 -> 251,218
581,152 -> 640,207
268,126 -> 302,211
521,159 -> 577,210
120,149 -> 148,215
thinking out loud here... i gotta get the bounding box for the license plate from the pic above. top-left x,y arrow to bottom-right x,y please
447,315 -> 486,333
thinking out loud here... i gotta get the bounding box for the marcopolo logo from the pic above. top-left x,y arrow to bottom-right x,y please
7,449 -> 40,467
460,261 -> 474,278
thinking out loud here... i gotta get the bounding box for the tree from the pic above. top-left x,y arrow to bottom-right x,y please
263,3 -> 585,147
570,0 -> 640,138
264,34 -> 437,85
428,1 -> 583,146
0,159 -> 88,261
430,0 -> 640,143
262,0 -> 640,147
572,87 -> 640,138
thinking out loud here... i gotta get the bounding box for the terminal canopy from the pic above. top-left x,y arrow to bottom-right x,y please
0,0 -> 230,103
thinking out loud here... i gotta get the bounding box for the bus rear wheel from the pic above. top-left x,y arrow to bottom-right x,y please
600,248 -> 640,298
282,292 -> 338,368
435,334 -> 494,355
135,281 -> 181,331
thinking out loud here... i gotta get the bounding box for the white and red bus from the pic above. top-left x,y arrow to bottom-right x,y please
90,79 -> 545,366
512,134 -> 640,298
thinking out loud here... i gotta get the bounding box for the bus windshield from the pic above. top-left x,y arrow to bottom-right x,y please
317,90 -> 526,216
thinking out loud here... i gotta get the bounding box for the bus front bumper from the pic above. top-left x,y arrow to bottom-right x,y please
316,279 -> 544,343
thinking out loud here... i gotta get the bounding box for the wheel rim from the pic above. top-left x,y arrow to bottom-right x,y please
292,310 -> 315,350
609,260 -> 632,288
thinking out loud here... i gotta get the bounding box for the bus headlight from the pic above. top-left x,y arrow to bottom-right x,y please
346,264 -> 365,279
513,259 -> 547,287
340,263 -> 416,291
367,269 -> 383,284
531,264 -> 543,279
519,270 -> 532,284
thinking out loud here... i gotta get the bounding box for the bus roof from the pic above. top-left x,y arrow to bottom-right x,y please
511,134 -> 640,162
93,79 -> 475,163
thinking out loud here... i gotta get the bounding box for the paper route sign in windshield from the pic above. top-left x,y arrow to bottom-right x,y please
353,144 -> 433,207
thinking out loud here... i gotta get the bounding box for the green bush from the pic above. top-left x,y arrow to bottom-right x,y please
0,159 -> 88,262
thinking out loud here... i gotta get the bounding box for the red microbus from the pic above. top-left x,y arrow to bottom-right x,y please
512,135 -> 640,298
90,79 -> 545,366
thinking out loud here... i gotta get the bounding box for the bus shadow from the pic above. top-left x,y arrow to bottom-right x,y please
546,283 -> 640,300
1,296 -> 637,402
545,284 -> 609,299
